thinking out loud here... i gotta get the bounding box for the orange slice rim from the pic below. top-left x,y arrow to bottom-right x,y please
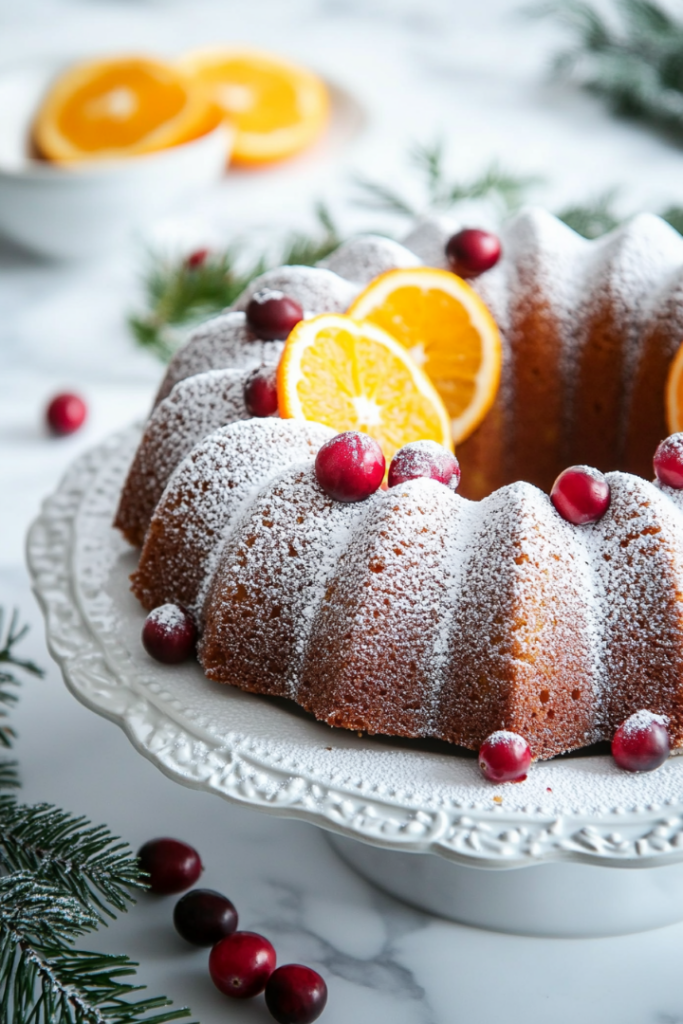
33,55 -> 219,163
347,267 -> 502,446
277,313 -> 453,468
177,46 -> 329,165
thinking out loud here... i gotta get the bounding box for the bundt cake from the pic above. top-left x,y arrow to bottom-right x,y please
115,208 -> 683,760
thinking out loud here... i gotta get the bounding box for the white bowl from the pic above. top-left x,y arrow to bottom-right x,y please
0,58 -> 232,259
26,426 -> 683,937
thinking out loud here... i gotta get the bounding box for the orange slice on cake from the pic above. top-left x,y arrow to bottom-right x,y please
277,313 -> 452,467
33,56 -> 220,163
667,341 -> 683,434
177,47 -> 329,165
348,267 -> 502,445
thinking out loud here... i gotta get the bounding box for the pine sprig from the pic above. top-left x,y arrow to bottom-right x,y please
529,0 -> 683,139
0,799 -> 143,922
0,874 -> 193,1024
556,188 -> 622,238
129,203 -> 341,363
0,610 -> 43,789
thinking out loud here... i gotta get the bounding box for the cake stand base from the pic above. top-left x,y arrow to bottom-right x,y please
327,832 -> 683,937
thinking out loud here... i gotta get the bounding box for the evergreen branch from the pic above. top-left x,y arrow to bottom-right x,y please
556,188 -> 622,237
280,202 -> 341,265
0,874 -> 193,1024
0,610 -> 44,755
0,799 -> 143,922
0,762 -> 20,792
529,0 -> 683,139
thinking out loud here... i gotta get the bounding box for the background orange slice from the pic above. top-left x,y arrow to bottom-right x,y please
177,46 -> 329,165
348,267 -> 502,445
666,341 -> 683,433
277,313 -> 452,467
33,56 -> 219,163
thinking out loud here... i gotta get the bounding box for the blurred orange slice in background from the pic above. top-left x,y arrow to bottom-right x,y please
33,56 -> 221,163
277,313 -> 453,467
177,46 -> 330,165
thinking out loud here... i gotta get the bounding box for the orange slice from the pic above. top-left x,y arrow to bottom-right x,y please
348,267 -> 502,445
277,313 -> 452,467
666,341 -> 683,433
177,47 -> 329,166
33,56 -> 220,163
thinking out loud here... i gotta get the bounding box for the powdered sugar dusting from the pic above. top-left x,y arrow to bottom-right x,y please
148,602 -> 187,631
319,235 -> 421,284
621,708 -> 669,736
234,266 -> 359,315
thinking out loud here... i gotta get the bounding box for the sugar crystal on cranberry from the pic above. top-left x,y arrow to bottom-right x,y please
654,433 -> 683,489
209,931 -> 276,999
479,730 -> 531,783
315,431 -> 385,502
265,964 -> 328,1024
612,710 -> 670,773
142,604 -> 196,664
445,228 -> 501,279
388,440 -> 460,490
550,465 -> 610,525
246,289 -> 304,340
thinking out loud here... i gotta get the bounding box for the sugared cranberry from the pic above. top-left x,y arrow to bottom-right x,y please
315,431 -> 385,502
479,731 -> 531,783
445,228 -> 501,279
265,964 -> 328,1024
137,838 -> 203,895
244,366 -> 278,417
654,434 -> 683,488
186,248 -> 209,269
46,393 -> 87,436
209,931 -> 276,999
612,710 -> 670,773
246,289 -> 304,340
550,465 -> 610,525
173,888 -> 238,946
142,604 -> 196,664
388,440 -> 460,490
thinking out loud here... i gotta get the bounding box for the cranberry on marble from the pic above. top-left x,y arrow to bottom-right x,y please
479,731 -> 531,783
315,431 -> 385,502
388,440 -> 460,490
612,710 -> 670,773
265,964 -> 328,1024
246,289 -> 304,340
137,838 -> 202,895
209,931 -> 276,999
142,604 -> 196,664
550,465 -> 610,525
244,366 -> 279,417
173,888 -> 238,946
445,229 -> 501,279
654,434 -> 683,488
46,393 -> 87,436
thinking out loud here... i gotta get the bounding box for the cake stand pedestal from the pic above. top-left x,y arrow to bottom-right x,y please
26,428 -> 683,939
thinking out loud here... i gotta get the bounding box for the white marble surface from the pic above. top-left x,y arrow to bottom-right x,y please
4,0 -> 683,1021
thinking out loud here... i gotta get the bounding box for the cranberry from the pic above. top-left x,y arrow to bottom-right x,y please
209,931 -> 276,999
265,964 -> 328,1024
186,248 -> 209,269
654,434 -> 683,488
244,366 -> 279,417
388,440 -> 460,490
137,837 -> 202,895
612,710 -> 670,772
315,431 -> 385,502
479,731 -> 531,783
173,888 -> 238,946
142,604 -> 196,664
46,393 -> 87,436
246,289 -> 304,340
550,465 -> 610,525
445,228 -> 501,279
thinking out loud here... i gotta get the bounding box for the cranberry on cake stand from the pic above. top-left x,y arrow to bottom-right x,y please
26,424 -> 683,940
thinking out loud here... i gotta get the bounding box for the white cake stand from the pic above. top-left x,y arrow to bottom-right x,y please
26,427 -> 683,938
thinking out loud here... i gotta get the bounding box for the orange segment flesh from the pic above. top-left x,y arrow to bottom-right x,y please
177,47 -> 329,165
277,314 -> 452,467
33,56 -> 220,163
666,341 -> 683,433
348,268 -> 502,446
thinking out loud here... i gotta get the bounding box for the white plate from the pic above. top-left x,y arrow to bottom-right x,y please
25,425 -> 683,876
